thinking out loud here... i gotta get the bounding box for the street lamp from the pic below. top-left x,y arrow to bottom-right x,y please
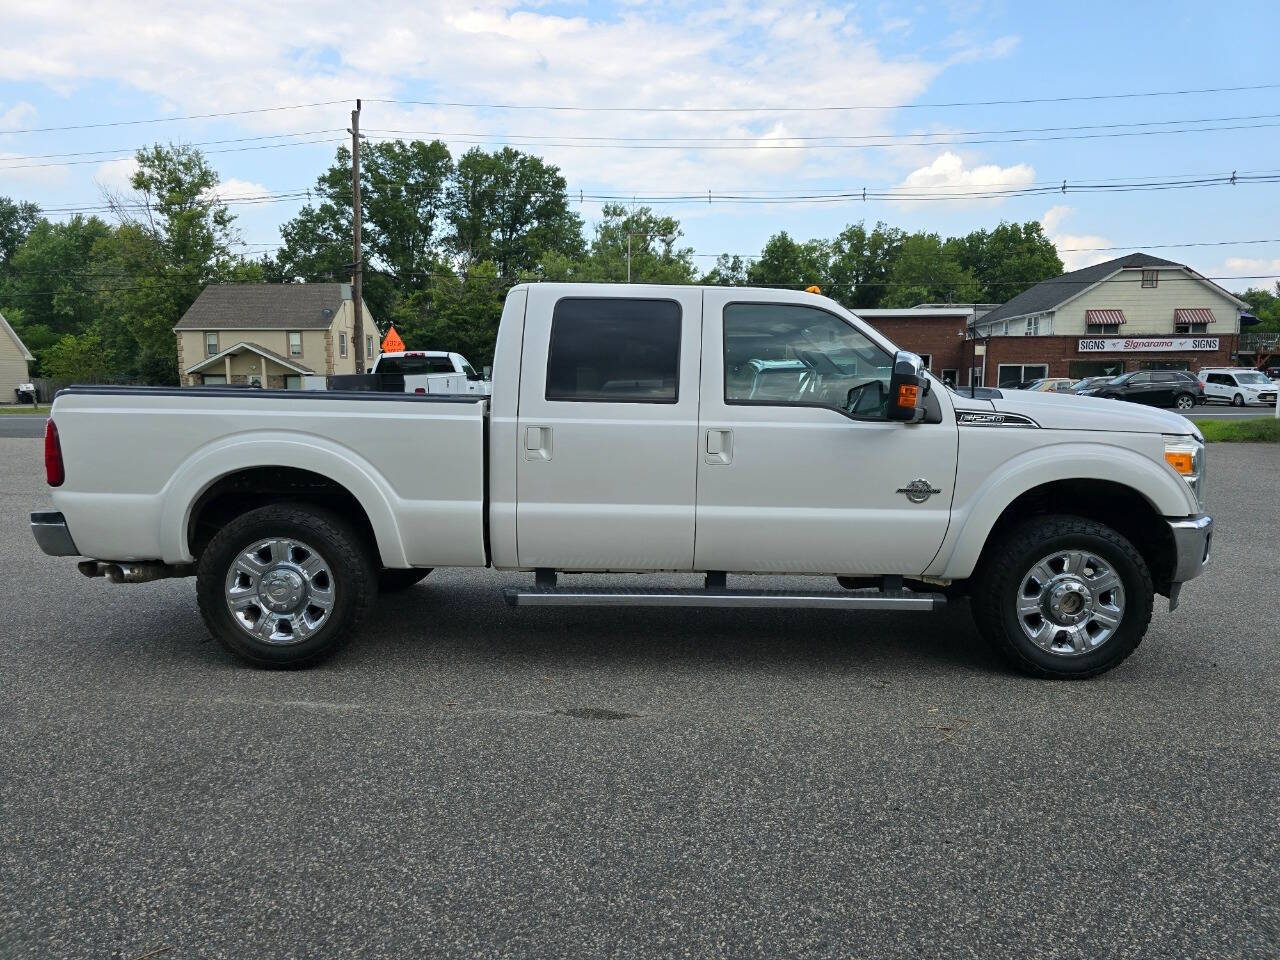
626,231 -> 677,283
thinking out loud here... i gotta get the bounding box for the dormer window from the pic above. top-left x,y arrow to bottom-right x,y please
1141,270 -> 1158,288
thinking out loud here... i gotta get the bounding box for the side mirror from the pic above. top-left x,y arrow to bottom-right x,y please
887,351 -> 929,422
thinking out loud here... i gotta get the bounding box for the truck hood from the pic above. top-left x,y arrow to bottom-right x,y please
989,390 -> 1197,435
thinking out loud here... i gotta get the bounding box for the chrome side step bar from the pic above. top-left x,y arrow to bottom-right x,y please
503,586 -> 945,610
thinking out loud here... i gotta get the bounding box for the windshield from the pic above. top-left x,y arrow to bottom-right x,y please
1108,374 -> 1133,384
1236,372 -> 1270,385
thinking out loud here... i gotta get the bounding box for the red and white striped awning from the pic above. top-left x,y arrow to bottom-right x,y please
1085,309 -> 1126,326
1174,307 -> 1216,324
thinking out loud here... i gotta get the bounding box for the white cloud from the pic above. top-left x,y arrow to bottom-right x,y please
1039,206 -> 1112,271
0,0 -> 1024,198
0,101 -> 37,130
895,150 -> 1034,204
203,177 -> 273,202
93,157 -> 139,192
1223,257 -> 1280,275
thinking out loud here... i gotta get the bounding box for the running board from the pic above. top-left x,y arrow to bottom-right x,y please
503,586 -> 945,610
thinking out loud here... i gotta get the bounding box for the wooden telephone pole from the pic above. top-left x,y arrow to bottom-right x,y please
349,99 -> 366,372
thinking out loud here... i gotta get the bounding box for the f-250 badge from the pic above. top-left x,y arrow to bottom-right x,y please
896,478 -> 942,503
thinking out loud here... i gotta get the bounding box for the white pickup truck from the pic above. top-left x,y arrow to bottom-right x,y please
31,283 -> 1212,678
369,350 -> 491,395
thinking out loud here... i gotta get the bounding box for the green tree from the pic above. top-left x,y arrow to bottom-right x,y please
568,204 -> 695,283
1239,284 -> 1280,332
96,143 -> 242,383
700,253 -> 750,286
42,332 -> 111,382
826,221 -> 906,308
882,233 -> 980,307
745,232 -> 829,290
0,215 -> 113,337
276,140 -> 454,319
390,261 -> 509,364
449,147 -> 584,277
951,221 -> 1063,303
0,196 -> 41,277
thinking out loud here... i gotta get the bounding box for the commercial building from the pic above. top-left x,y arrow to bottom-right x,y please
967,253 -> 1247,387
174,283 -> 377,387
855,254 -> 1250,387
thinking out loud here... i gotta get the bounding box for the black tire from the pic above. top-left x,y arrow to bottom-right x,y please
971,515 -> 1153,679
196,502 -> 377,668
1231,393 -> 1245,407
377,568 -> 432,592
1173,392 -> 1195,411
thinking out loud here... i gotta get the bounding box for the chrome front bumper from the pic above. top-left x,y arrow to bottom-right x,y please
30,511 -> 79,557
1168,514 -> 1213,584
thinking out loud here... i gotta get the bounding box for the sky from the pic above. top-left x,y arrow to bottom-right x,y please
1,0 -> 1278,292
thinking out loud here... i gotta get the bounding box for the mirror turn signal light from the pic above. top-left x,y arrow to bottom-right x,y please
1164,450 -> 1195,475
897,384 -> 920,407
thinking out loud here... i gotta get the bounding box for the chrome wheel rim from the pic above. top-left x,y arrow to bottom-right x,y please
1016,549 -> 1125,657
224,537 -> 335,645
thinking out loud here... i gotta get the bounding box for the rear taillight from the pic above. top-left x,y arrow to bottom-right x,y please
44,419 -> 65,486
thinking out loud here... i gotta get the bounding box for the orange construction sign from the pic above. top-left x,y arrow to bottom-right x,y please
381,326 -> 405,353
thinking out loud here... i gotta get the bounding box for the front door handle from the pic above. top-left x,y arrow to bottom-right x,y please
705,428 -> 733,465
524,425 -> 553,461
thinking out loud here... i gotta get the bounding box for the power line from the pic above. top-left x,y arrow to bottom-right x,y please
0,137 -> 346,171
357,119 -> 1280,152
5,130 -> 344,163
2,101 -> 348,135
367,81 -> 1280,114
363,111 -> 1280,144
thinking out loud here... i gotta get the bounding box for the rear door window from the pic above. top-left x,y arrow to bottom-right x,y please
545,298 -> 681,402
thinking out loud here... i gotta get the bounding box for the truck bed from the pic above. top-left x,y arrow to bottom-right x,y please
48,385 -> 489,568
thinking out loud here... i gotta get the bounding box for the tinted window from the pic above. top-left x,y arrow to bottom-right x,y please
1129,373 -> 1152,384
723,302 -> 893,417
378,355 -> 456,375
1207,374 -> 1231,385
546,298 -> 681,402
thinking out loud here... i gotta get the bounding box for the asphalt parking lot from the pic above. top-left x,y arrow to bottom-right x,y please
1,437 -> 1276,959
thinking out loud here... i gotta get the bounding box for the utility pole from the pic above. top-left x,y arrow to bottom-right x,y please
349,99 -> 366,372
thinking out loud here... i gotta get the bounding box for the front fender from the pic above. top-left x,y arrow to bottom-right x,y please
157,432 -> 409,567
926,438 -> 1195,580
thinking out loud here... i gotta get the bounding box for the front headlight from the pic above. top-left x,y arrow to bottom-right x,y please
1164,435 -> 1205,510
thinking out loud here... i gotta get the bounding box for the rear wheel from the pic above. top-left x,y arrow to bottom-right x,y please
1174,392 -> 1195,410
378,568 -> 432,592
196,502 -> 376,668
972,515 -> 1153,679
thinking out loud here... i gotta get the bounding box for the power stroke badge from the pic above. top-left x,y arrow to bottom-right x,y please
896,479 -> 943,503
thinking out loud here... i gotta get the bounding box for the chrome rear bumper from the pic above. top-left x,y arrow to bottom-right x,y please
30,511 -> 79,557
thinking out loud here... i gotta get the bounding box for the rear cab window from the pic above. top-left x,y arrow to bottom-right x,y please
377,355 -> 457,375
545,298 -> 681,402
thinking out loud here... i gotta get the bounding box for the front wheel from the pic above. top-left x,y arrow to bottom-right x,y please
971,515 -> 1153,679
1231,393 -> 1245,407
196,502 -> 377,668
1174,393 -> 1195,410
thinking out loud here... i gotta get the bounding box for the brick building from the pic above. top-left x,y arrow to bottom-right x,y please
855,253 -> 1249,387
854,305 -> 995,387
968,253 -> 1246,386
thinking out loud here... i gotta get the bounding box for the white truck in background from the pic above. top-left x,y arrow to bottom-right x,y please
31,283 -> 1212,679
370,351 -> 491,395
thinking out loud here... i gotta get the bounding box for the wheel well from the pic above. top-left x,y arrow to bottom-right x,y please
188,466 -> 381,565
980,479 -> 1176,596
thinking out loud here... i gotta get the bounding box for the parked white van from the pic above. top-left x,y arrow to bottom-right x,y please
1199,368 -> 1278,407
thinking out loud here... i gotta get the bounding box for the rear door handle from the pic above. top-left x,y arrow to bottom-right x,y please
705,428 -> 733,465
524,425 -> 553,461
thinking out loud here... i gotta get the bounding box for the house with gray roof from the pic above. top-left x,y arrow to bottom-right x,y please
969,253 -> 1250,385
173,283 -> 378,387
0,309 -> 35,403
